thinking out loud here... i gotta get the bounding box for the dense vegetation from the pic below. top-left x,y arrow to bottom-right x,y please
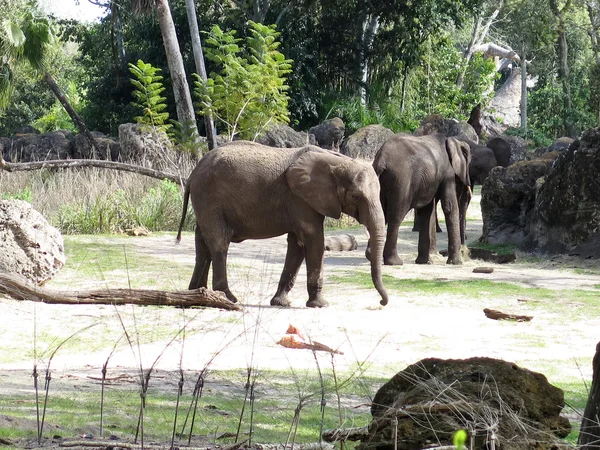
1,0 -> 598,142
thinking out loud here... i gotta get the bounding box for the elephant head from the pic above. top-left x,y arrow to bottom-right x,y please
287,149 -> 389,306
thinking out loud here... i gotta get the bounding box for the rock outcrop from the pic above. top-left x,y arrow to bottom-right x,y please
309,117 -> 345,150
2,131 -> 71,162
359,357 -> 570,450
256,123 -> 314,148
71,131 -> 121,160
479,157 -> 556,247
0,200 -> 65,285
341,124 -> 395,161
324,234 -> 358,251
531,129 -> 600,255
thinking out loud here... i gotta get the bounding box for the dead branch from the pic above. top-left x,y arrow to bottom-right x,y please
0,157 -> 186,185
483,308 -> 532,322
0,271 -> 241,311
59,441 -> 332,450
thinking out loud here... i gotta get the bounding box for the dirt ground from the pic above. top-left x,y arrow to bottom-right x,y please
0,197 -> 600,446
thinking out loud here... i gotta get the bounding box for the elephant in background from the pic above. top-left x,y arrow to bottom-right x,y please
466,137 -> 511,186
371,133 -> 472,265
177,140 -> 389,308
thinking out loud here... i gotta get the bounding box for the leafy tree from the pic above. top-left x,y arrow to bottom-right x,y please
194,21 -> 292,140
0,0 -> 100,148
129,59 -> 171,132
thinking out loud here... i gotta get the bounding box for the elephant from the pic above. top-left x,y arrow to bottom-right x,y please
176,140 -> 389,308
466,137 -> 511,186
371,133 -> 472,266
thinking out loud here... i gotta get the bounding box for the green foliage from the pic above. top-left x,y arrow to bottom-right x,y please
504,125 -> 552,149
1,186 -> 32,202
412,36 -> 497,120
128,59 -> 171,133
194,21 -> 292,140
56,179 -> 193,235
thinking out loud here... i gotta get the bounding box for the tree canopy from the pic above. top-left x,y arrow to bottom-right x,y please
1,0 -> 599,141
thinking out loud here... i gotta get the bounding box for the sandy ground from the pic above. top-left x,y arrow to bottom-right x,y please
1,211 -> 599,386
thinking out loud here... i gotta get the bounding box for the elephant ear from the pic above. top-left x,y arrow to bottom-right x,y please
446,137 -> 471,186
286,149 -> 344,219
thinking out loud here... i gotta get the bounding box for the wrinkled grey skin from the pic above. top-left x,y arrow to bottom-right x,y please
177,140 -> 389,308
370,133 -> 472,266
465,137 -> 511,186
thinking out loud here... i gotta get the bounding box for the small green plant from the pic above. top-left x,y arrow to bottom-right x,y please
194,21 -> 292,141
1,186 -> 32,202
129,59 -> 171,133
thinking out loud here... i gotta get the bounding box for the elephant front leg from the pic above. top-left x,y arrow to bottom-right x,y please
383,220 -> 404,265
304,231 -> 328,308
271,233 -> 305,307
440,193 -> 463,265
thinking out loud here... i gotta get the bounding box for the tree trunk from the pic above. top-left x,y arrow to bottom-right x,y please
359,14 -> 379,107
156,0 -> 200,142
579,341 -> 600,449
520,45 -> 528,130
0,271 -> 241,310
587,2 -> 600,64
456,2 -> 504,89
550,0 -> 575,137
184,0 -> 217,150
42,72 -> 102,152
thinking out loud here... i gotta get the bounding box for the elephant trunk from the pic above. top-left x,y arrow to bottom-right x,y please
459,185 -> 472,245
362,201 -> 389,306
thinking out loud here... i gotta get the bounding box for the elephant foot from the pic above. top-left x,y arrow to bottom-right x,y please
415,255 -> 433,265
223,289 -> 239,303
383,254 -> 403,266
446,256 -> 463,265
306,295 -> 329,308
270,294 -> 292,307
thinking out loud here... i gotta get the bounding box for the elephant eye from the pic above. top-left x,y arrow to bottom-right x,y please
351,192 -> 362,202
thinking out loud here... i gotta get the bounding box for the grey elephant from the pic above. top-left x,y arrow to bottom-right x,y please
466,137 -> 511,186
176,140 -> 389,308
371,133 -> 471,266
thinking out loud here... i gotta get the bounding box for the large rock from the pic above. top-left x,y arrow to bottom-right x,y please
309,117 -> 345,150
341,124 -> 395,161
0,200 -> 65,285
256,123 -> 314,148
118,123 -> 192,169
71,131 -> 121,160
479,157 -> 555,247
360,357 -> 570,450
414,115 -> 478,143
531,129 -> 600,255
2,132 -> 71,162
489,68 -> 523,128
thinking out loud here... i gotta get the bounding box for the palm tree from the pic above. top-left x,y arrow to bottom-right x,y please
0,1 -> 101,150
131,0 -> 200,142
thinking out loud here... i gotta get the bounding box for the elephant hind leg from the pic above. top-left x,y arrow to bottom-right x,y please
415,202 -> 436,264
189,227 -> 211,290
271,233 -> 304,307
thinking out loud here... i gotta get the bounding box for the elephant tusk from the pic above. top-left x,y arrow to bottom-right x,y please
467,185 -> 472,196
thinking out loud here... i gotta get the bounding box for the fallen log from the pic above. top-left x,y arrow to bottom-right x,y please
0,271 -> 241,311
483,308 -> 532,322
0,157 -> 185,185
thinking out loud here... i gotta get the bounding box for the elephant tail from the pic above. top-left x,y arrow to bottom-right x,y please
176,182 -> 191,243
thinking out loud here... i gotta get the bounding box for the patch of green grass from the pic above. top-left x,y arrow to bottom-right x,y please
0,369 -> 380,445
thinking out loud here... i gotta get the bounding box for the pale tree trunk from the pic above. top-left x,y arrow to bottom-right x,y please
230,0 -> 291,25
42,72 -> 102,152
456,0 -> 504,89
156,0 -> 200,141
184,0 -> 217,150
520,45 -> 528,130
587,2 -> 600,64
550,0 -> 575,137
359,14 -> 379,107
110,0 -> 126,88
